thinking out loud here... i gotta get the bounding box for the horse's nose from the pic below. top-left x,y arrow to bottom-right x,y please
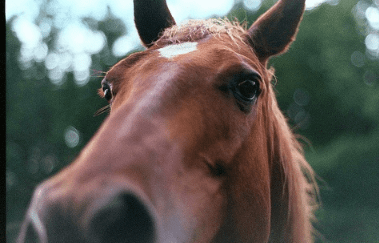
18,185 -> 157,243
86,191 -> 156,243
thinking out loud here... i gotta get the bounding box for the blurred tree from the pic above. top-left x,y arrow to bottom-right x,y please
270,1 -> 378,242
6,8 -> 128,242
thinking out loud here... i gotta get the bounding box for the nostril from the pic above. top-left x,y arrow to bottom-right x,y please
25,224 -> 38,243
18,223 -> 39,243
17,218 -> 47,243
88,193 -> 155,243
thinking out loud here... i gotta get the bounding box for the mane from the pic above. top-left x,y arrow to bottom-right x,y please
154,18 -> 248,46
265,83 -> 319,242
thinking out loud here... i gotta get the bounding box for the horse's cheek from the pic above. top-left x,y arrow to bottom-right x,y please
166,170 -> 226,242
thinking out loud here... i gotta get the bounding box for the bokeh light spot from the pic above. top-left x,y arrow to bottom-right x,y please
112,33 -> 140,57
12,17 -> 41,49
34,42 -> 49,63
73,53 -> 92,72
45,52 -> 60,70
293,88 -> 311,107
48,68 -> 65,85
306,0 -> 328,10
366,6 -> 379,30
365,33 -> 379,51
243,0 -> 262,11
42,155 -> 58,175
74,69 -> 90,86
64,126 -> 80,148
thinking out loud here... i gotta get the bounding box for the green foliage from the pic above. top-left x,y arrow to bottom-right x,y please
306,129 -> 379,242
277,1 -> 379,241
6,0 -> 379,242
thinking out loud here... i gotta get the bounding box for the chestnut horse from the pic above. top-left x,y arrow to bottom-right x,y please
18,0 -> 318,242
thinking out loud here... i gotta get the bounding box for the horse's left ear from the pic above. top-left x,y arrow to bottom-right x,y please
246,0 -> 306,62
134,0 -> 176,47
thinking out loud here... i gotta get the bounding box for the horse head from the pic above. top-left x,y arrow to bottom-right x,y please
18,1 -> 317,242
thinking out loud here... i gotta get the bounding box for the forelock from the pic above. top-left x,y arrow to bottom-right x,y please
154,18 -> 248,46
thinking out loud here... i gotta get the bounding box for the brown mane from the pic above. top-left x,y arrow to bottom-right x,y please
154,18 -> 248,47
264,84 -> 318,241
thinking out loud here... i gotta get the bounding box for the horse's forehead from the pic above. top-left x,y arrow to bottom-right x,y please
111,40 -> 260,85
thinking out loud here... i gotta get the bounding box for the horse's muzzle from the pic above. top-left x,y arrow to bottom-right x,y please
17,186 -> 157,243
85,191 -> 155,243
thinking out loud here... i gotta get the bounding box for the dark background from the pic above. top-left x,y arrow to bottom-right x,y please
6,0 -> 379,242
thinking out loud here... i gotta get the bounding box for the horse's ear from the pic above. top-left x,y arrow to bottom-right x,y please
134,0 -> 176,47
246,0 -> 306,61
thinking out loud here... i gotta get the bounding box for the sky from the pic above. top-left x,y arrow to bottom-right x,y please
7,0 -> 378,86
6,0 -> 332,23
6,0 -> 333,56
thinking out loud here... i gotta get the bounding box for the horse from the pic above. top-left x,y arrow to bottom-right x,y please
17,0 -> 318,242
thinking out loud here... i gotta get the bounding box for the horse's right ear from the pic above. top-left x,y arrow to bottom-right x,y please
134,0 -> 176,47
246,0 -> 306,62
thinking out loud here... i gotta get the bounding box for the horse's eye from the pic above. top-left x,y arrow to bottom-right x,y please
102,82 -> 112,102
233,79 -> 260,103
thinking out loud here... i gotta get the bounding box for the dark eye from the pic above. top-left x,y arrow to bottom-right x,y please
235,80 -> 260,101
233,79 -> 261,104
102,82 -> 112,102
